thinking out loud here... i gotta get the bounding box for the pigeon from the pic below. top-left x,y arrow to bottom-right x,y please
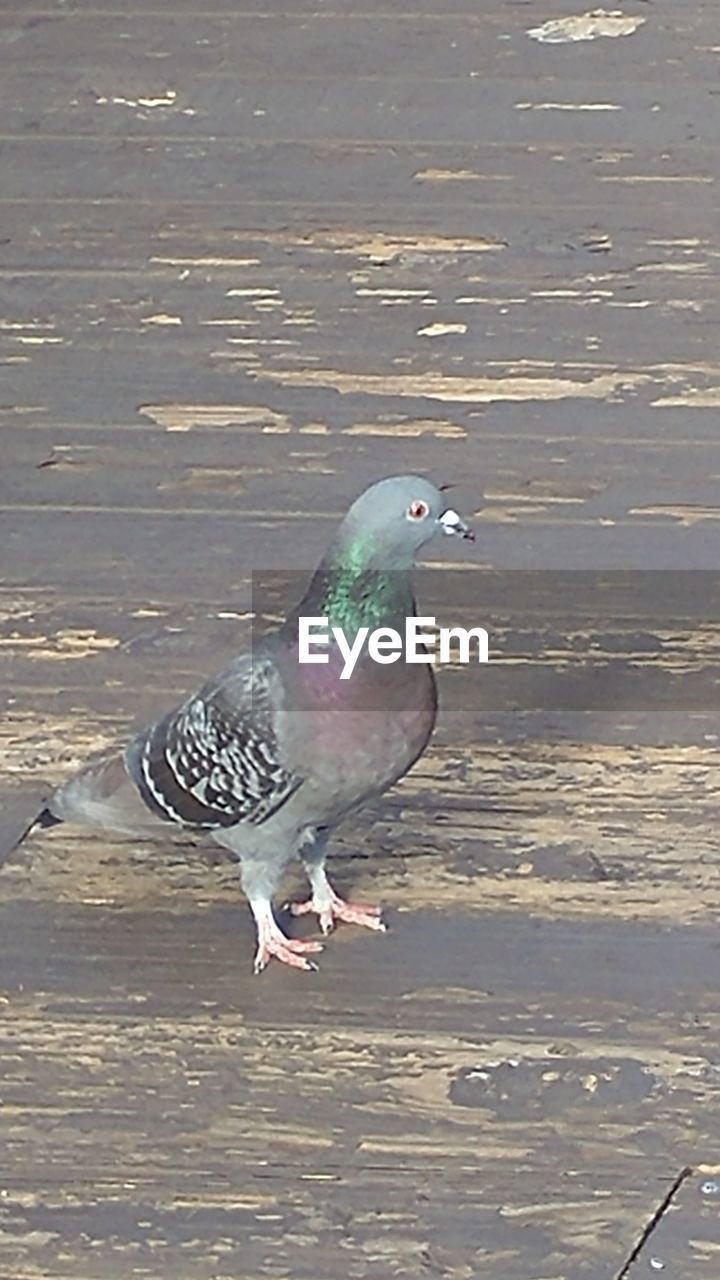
42,475 -> 473,972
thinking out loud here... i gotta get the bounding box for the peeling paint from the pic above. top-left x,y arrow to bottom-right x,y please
652,388 -> 720,408
515,102 -> 622,111
149,257 -> 261,268
600,175 -> 713,185
527,11 -> 646,44
414,168 -> 512,182
301,231 -> 506,261
12,336 -> 64,345
628,504 -> 720,526
417,323 -> 468,337
252,367 -> 652,404
343,419 -> 466,438
141,314 -> 182,326
225,288 -> 280,298
138,404 -> 291,432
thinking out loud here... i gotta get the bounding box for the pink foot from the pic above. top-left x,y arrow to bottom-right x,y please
251,901 -> 323,974
290,888 -> 386,936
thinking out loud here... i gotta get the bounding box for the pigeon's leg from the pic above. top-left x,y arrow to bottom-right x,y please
217,840 -> 324,974
292,832 -> 386,936
248,896 -> 323,974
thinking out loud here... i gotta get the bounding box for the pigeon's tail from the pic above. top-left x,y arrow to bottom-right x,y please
0,791 -> 62,867
50,749 -> 177,837
35,807 -> 64,829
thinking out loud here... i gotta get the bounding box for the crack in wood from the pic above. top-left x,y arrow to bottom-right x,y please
614,1165 -> 693,1279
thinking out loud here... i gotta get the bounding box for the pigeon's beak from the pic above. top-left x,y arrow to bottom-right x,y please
438,508 -> 474,541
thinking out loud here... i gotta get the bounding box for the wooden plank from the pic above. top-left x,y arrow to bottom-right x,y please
0,899 -> 718,1280
2,74 -> 720,146
1,135 -> 718,206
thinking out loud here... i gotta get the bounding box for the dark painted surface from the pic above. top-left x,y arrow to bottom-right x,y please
2,1 -> 720,1276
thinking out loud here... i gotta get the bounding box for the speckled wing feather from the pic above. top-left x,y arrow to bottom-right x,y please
126,653 -> 302,830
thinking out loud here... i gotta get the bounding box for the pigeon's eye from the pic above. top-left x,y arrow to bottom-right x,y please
407,499 -> 430,521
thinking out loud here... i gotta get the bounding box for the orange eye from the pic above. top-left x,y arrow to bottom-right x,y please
407,499 -> 430,521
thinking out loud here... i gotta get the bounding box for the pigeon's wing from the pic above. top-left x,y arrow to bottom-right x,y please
128,653 -> 302,830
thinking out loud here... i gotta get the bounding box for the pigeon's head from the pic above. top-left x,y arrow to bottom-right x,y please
339,475 -> 474,567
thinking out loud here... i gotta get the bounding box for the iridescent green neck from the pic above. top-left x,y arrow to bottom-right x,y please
322,569 -> 400,634
293,528 -> 415,633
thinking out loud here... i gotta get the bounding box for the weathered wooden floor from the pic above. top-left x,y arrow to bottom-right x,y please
2,1 -> 720,1276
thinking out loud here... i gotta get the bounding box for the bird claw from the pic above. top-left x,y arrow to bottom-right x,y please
290,892 -> 386,935
252,910 -> 323,974
253,933 -> 322,974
